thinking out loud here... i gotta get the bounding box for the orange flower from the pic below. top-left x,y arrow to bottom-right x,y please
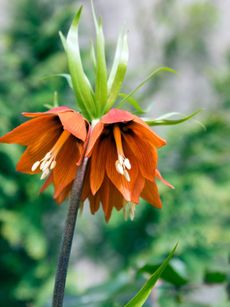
81,109 -> 173,222
0,106 -> 88,202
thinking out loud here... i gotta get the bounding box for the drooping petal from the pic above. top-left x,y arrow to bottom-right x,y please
106,137 -> 138,202
16,128 -> 61,173
131,171 -> 145,203
53,136 -> 81,197
101,108 -> 134,124
0,115 -> 61,146
130,121 -> 166,148
123,133 -> 157,181
141,180 -> 162,208
155,169 -> 174,189
55,182 -> 72,204
81,163 -> 91,201
58,111 -> 87,141
90,136 -> 110,195
89,192 -> 100,215
40,173 -> 53,193
85,121 -> 104,156
99,177 -> 113,222
23,106 -> 72,117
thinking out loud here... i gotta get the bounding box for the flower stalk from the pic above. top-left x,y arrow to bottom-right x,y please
52,157 -> 88,307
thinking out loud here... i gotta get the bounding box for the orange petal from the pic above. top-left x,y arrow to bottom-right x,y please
101,108 -> 134,124
131,121 -> 166,148
131,172 -> 145,203
55,182 -> 72,204
16,130 -> 61,174
89,193 -> 100,215
58,111 -> 87,141
81,163 -> 91,201
124,133 -> 157,181
53,136 -> 81,197
85,121 -> 104,157
106,139 -> 138,202
23,106 -> 73,117
141,180 -> 162,208
40,173 -> 53,193
100,178 -> 113,222
155,169 -> 174,189
90,136 -> 110,195
0,115 -> 61,146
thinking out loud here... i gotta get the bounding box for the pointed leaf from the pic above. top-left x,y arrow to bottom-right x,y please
145,109 -> 204,127
62,7 -> 96,119
117,93 -> 145,114
124,244 -> 178,307
119,67 -> 176,106
92,1 -> 108,115
105,32 -> 129,111
42,73 -> 73,89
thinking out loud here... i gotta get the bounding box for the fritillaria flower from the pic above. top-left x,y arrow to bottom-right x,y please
0,106 -> 88,203
81,109 -> 173,222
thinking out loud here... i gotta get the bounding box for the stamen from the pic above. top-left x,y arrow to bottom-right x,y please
31,130 -> 70,180
115,161 -> 124,175
113,126 -> 132,182
40,169 -> 50,180
129,202 -> 136,221
124,170 -> 130,182
31,161 -> 40,172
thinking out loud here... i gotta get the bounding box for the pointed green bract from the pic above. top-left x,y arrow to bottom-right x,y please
117,93 -> 145,114
124,244 -> 178,307
119,67 -> 176,106
61,7 -> 96,120
145,109 -> 204,127
105,31 -> 129,112
92,1 -> 108,116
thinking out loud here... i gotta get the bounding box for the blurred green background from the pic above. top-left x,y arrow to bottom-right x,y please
0,0 -> 229,306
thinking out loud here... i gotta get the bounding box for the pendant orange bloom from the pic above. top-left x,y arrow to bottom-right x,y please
81,109 -> 173,222
0,106 -> 88,203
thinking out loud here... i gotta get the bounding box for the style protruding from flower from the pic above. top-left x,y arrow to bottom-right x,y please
0,106 -> 88,203
81,108 -> 173,222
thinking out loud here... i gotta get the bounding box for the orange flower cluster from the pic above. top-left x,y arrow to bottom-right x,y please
0,107 -> 172,221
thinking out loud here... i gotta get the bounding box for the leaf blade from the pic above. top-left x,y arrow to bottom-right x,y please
124,244 -> 178,307
119,66 -> 176,106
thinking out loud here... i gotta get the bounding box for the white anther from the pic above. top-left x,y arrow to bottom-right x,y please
40,160 -> 47,170
129,203 -> 136,221
124,170 -> 131,182
118,154 -> 124,165
50,160 -> 56,170
40,169 -> 50,180
124,158 -> 131,170
115,161 -> 124,175
31,161 -> 40,172
44,152 -> 52,159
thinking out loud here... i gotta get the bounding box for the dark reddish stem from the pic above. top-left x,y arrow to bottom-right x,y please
52,157 -> 88,307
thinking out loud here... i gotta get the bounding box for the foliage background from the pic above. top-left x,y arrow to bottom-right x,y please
0,0 -> 229,306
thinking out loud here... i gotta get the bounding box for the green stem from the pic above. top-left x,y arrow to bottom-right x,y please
52,157 -> 88,307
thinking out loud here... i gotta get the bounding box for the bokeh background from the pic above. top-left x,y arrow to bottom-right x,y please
0,0 -> 229,306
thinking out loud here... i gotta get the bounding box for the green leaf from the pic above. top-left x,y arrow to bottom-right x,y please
105,31 -> 129,112
91,0 -> 108,115
42,73 -> 73,89
117,93 -> 145,114
44,91 -> 59,109
61,6 -> 96,119
145,109 -> 204,127
125,244 -> 178,307
139,259 -> 188,287
118,66 -> 176,106
204,271 -> 228,284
